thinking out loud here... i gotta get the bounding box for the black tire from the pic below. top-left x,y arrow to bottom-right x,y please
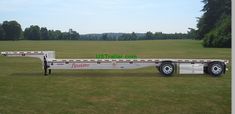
159,62 -> 175,76
207,62 -> 224,77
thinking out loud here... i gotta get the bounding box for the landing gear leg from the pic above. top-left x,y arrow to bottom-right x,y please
44,56 -> 48,76
44,67 -> 48,76
49,69 -> 51,75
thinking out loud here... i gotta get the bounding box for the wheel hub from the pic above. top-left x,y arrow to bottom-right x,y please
211,64 -> 222,75
163,65 -> 173,74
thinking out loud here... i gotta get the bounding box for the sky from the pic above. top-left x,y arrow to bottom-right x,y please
0,0 -> 203,34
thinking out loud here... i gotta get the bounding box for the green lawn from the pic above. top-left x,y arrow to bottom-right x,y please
0,40 -> 231,114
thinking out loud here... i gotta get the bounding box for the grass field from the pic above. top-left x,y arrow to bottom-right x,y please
0,40 -> 231,114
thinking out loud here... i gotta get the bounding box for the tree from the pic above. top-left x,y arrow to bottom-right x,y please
31,25 -> 41,40
2,21 -> 22,40
145,31 -> 154,40
101,33 -> 108,40
131,32 -> 137,40
40,27 -> 49,40
24,28 -> 30,40
68,29 -> 79,40
154,32 -> 163,39
187,28 -> 197,39
61,32 -> 70,40
196,0 -> 231,47
203,15 -> 231,47
24,25 -> 41,40
119,34 -> 131,40
0,24 -> 5,40
54,30 -> 62,40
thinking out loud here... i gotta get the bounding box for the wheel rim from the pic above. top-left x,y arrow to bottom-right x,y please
162,65 -> 173,74
211,64 -> 222,75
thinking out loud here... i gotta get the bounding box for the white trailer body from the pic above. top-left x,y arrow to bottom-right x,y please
0,51 -> 229,77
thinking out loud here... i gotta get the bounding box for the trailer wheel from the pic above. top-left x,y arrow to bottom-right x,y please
208,62 -> 224,77
159,62 -> 174,76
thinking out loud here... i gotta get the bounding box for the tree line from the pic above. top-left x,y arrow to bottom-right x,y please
24,26 -> 80,40
0,21 -> 192,41
84,32 -> 189,41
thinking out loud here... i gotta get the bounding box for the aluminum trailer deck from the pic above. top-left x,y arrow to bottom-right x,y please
0,51 -> 229,76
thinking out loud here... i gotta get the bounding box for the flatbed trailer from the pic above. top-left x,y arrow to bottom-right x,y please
0,51 -> 229,77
